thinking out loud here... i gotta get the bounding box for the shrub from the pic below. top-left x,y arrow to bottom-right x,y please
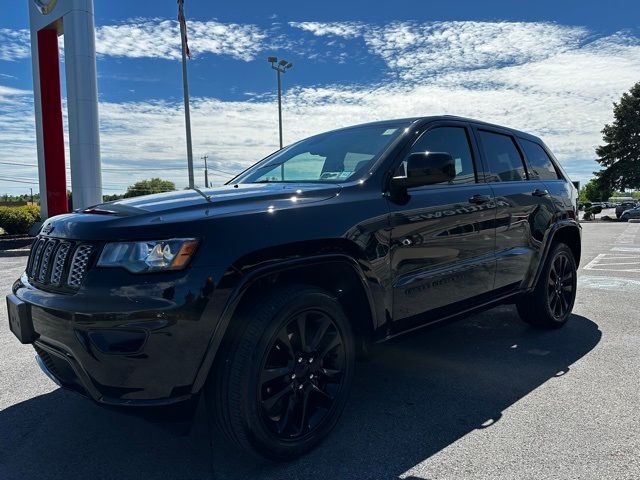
0,205 -> 41,234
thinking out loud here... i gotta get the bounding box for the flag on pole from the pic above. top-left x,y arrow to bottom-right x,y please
177,0 -> 191,59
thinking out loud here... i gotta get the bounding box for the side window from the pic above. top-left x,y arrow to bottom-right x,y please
520,139 -> 561,180
395,126 -> 476,184
478,130 -> 527,182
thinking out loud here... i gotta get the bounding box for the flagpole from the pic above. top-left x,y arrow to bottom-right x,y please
178,0 -> 194,189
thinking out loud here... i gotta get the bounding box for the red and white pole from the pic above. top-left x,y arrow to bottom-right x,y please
35,28 -> 67,216
29,0 -> 102,218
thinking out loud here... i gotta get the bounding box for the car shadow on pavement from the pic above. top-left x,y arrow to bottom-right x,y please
0,306 -> 601,480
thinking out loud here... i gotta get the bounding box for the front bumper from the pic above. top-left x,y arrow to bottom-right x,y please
10,264 -> 226,406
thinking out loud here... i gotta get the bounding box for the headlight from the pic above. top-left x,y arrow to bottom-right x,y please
97,238 -> 199,273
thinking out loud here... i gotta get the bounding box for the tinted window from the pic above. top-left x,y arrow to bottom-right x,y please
237,123 -> 408,184
478,130 -> 527,182
520,139 -> 560,180
395,127 -> 476,184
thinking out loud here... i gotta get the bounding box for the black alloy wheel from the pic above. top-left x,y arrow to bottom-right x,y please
259,309 -> 346,439
208,285 -> 355,461
516,242 -> 577,329
547,252 -> 575,320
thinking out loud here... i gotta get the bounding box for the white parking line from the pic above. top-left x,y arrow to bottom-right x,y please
579,275 -> 640,292
583,253 -> 640,273
610,247 -> 640,253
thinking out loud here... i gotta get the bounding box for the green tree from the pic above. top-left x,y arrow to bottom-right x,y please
580,179 -> 613,202
595,82 -> 640,190
124,178 -> 176,198
102,193 -> 125,202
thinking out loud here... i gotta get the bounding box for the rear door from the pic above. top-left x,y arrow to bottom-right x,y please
388,121 -> 496,325
473,127 -> 556,290
519,138 -> 576,220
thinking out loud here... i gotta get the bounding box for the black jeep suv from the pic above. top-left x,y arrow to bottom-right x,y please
7,116 -> 580,460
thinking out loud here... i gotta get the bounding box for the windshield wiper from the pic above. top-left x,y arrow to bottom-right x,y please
192,187 -> 213,202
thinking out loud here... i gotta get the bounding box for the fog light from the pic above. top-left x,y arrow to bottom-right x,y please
87,330 -> 147,354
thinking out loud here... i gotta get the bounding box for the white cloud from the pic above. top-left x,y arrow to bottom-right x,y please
2,20 -> 640,193
96,19 -> 266,61
289,21 -> 364,38
0,85 -> 31,102
0,29 -> 30,61
0,19 -> 267,62
291,21 -> 589,80
364,21 -> 587,80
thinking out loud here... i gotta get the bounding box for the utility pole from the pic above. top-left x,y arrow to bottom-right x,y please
178,0 -> 195,188
201,155 -> 209,188
30,188 -> 34,205
268,56 -> 293,149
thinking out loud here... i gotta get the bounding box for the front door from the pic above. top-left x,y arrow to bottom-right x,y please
387,122 -> 497,326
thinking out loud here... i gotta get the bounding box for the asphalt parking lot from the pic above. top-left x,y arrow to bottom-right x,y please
1,221 -> 639,480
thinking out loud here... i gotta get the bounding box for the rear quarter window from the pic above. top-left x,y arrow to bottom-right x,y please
520,139 -> 561,180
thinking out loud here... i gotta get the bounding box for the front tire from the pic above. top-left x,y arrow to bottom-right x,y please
517,243 -> 577,329
207,285 -> 355,461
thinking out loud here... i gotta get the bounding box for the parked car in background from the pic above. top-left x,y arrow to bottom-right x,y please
616,201 -> 637,218
620,206 -> 640,222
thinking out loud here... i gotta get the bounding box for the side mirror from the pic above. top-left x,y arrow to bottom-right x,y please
391,152 -> 456,189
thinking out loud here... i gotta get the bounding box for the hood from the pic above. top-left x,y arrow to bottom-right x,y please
92,183 -> 341,215
39,183 -> 342,240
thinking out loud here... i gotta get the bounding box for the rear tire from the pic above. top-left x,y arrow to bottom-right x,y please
516,243 -> 577,329
207,284 -> 355,461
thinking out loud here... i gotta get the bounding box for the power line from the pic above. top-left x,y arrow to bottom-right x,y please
0,176 -> 38,185
0,160 -> 238,176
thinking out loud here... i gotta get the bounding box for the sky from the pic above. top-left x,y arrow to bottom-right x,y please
1,0 -> 639,195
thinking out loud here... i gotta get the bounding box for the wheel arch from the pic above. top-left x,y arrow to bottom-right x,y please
191,251 -> 380,393
528,221 -> 582,290
552,224 -> 582,266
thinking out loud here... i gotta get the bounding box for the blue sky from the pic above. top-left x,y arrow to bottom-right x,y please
1,0 -> 639,194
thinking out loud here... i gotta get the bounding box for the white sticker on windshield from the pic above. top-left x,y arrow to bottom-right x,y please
382,128 -> 397,135
338,171 -> 353,178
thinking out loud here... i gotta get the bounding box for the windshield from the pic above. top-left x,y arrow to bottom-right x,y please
234,122 -> 409,184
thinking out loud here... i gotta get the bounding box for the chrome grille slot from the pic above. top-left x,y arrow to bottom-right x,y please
50,242 -> 71,286
25,238 -> 39,277
67,244 -> 94,288
38,239 -> 58,282
29,238 -> 47,278
26,237 -> 95,290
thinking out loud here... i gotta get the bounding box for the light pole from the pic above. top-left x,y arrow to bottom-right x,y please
268,56 -> 293,149
201,154 -> 209,188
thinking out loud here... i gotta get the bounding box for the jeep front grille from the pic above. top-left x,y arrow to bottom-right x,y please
67,244 -> 94,288
27,237 -> 95,290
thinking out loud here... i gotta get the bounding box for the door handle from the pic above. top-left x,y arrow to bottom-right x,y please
468,194 -> 491,205
532,189 -> 549,197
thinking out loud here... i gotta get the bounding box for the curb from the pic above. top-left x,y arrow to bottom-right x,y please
0,248 -> 30,258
